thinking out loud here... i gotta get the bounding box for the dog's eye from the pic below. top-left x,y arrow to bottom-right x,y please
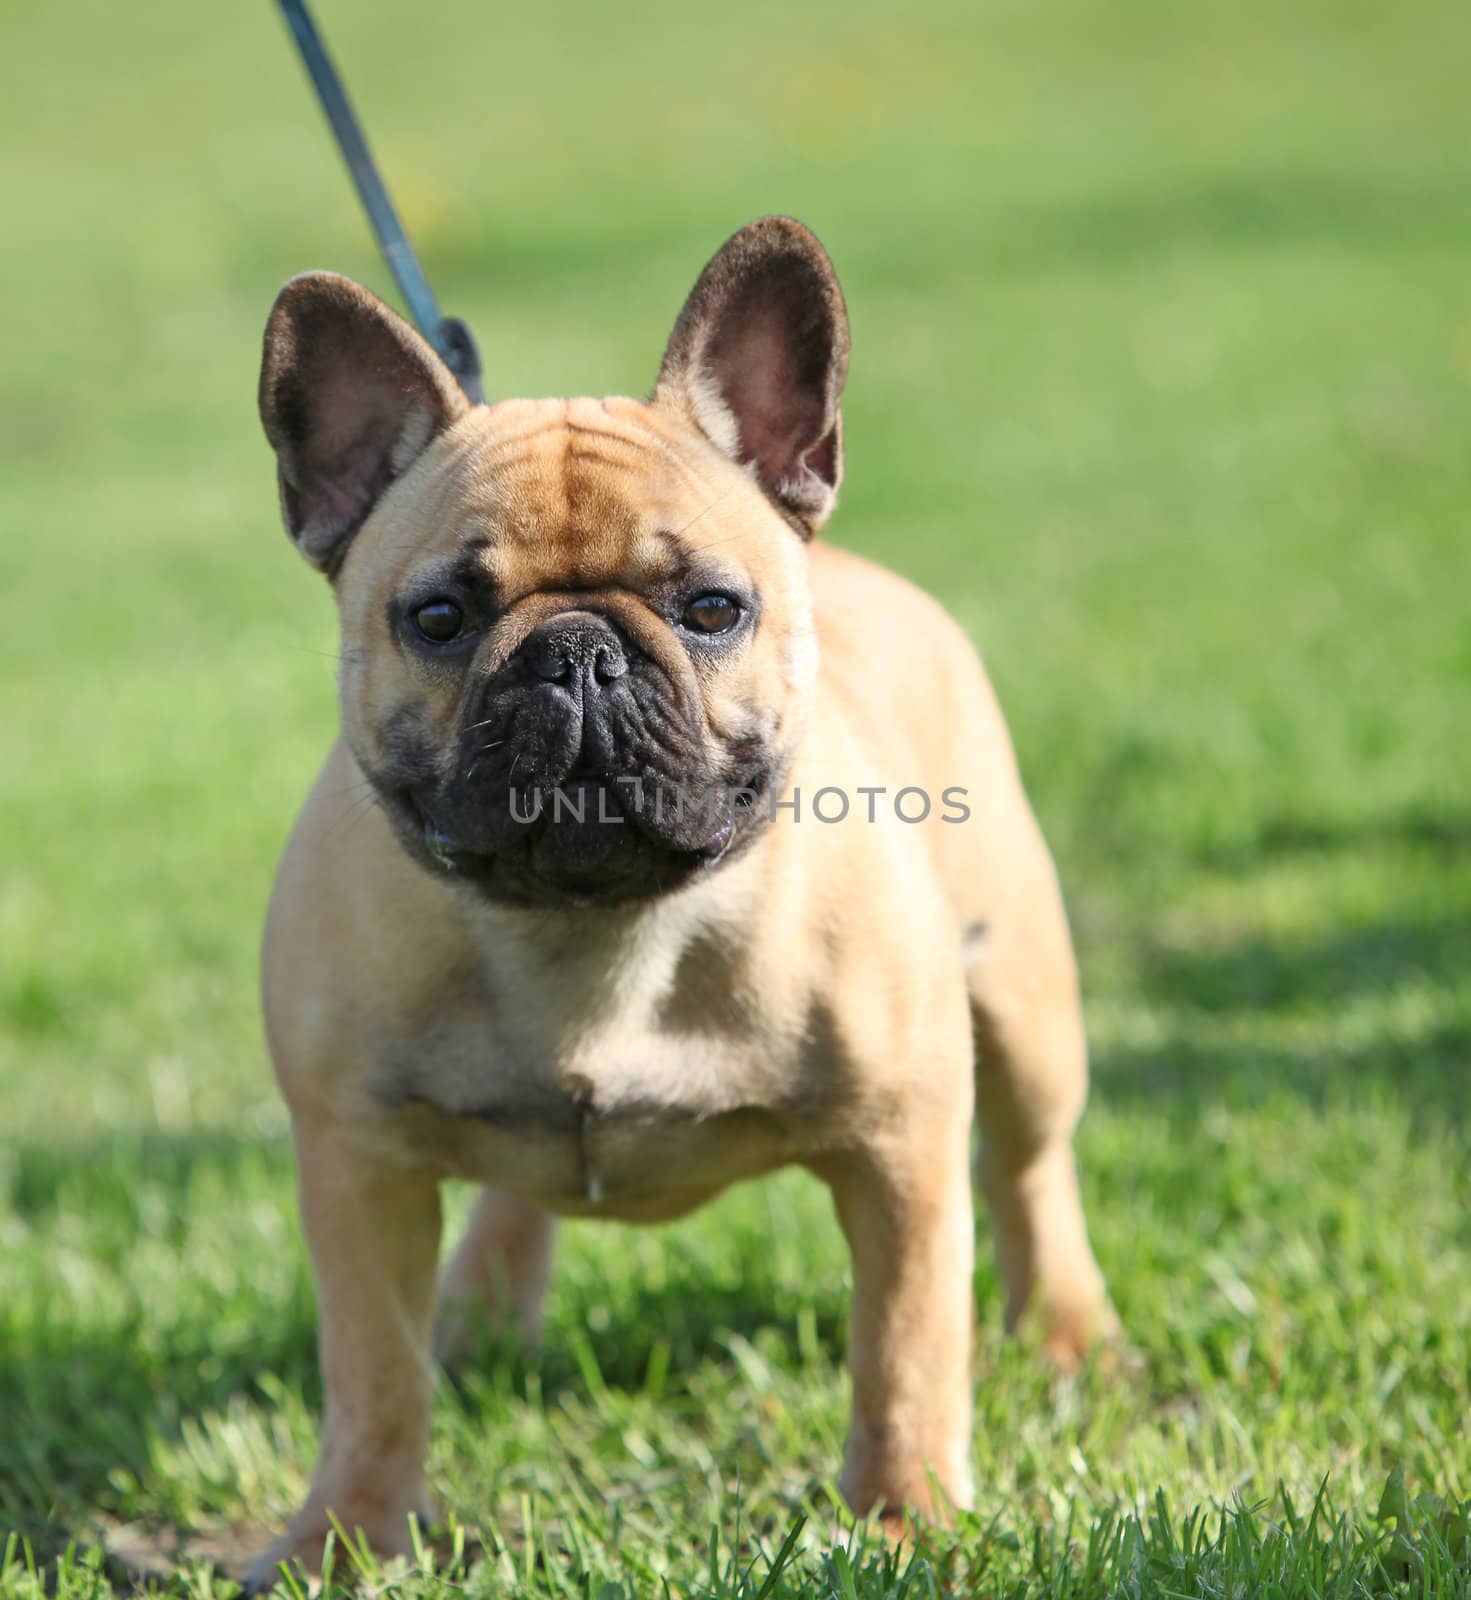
681,593 -> 741,635
412,599 -> 466,644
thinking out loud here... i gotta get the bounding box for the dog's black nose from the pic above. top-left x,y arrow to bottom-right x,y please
524,612 -> 629,690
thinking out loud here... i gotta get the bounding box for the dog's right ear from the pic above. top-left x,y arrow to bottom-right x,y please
259,273 -> 469,575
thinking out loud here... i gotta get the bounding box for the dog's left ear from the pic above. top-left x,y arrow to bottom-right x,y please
259,272 -> 470,575
655,217 -> 850,535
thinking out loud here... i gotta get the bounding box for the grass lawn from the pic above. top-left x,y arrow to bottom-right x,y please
2,0 -> 1469,1593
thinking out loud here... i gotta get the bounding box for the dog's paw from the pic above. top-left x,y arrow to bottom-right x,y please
242,1500 -> 429,1595
1041,1293 -> 1124,1374
243,1535 -> 311,1598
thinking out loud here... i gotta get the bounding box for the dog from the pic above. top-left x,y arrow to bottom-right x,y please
245,217 -> 1112,1588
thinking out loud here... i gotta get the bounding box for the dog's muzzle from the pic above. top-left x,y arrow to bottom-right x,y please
384,610 -> 754,907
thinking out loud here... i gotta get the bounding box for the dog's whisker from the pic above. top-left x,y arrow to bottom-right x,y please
672,487 -> 734,540
328,788 -> 383,834
287,644 -> 365,666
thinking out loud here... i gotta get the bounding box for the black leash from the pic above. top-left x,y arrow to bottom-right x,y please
275,0 -> 485,404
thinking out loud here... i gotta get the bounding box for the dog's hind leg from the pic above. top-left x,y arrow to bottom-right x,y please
433,1188 -> 556,1365
966,842 -> 1115,1367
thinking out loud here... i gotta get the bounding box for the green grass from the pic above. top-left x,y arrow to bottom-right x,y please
2,0 -> 1470,1593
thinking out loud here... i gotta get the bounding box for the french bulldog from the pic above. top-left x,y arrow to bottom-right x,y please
245,217 -> 1112,1589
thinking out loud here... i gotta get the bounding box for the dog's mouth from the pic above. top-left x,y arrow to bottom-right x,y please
398,776 -> 744,909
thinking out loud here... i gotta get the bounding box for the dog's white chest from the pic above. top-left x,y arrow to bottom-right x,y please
376,1006 -> 813,1221
368,895 -> 821,1216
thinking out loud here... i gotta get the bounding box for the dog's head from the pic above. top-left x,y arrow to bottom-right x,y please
259,218 -> 850,908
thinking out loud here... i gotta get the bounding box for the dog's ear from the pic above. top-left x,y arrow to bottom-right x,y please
259,273 -> 469,574
655,217 -> 850,535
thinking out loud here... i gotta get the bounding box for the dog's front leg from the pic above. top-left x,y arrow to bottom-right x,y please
819,1112 -> 976,1528
246,1115 -> 442,1592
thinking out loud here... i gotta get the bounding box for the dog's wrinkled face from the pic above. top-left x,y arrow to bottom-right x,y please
330,395 -> 814,907
259,219 -> 851,907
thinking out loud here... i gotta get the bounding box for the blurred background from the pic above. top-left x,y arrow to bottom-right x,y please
2,0 -> 1468,1590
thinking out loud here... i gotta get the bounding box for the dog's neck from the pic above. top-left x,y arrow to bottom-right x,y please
468,895 -> 690,1009
460,848 -> 769,1053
